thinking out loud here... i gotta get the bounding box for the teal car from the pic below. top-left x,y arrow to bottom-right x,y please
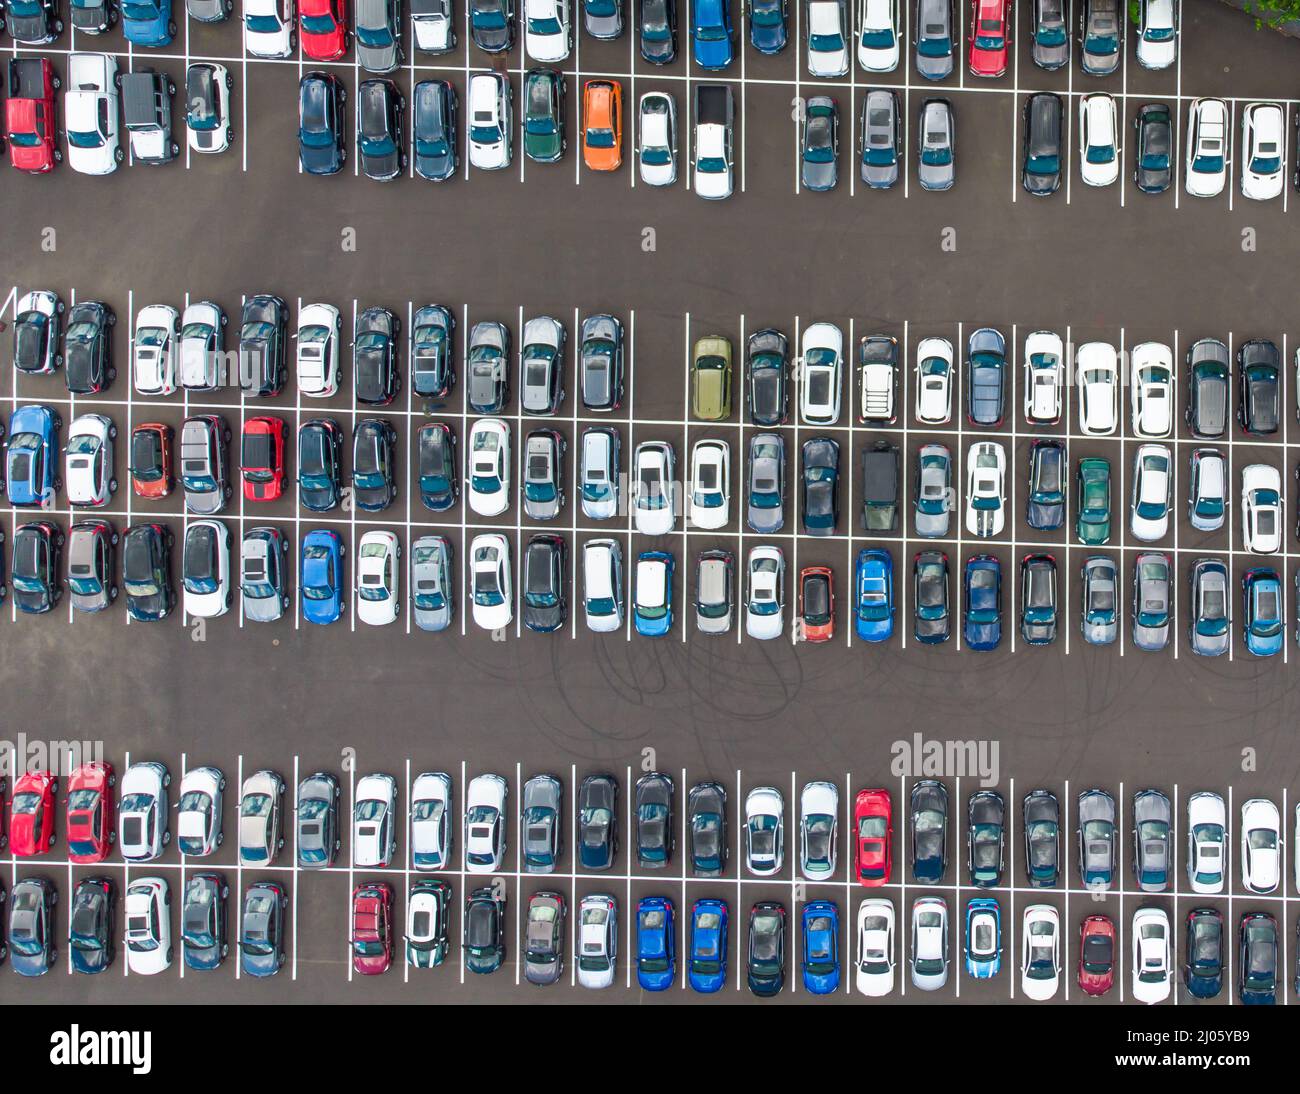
1076,457 -> 1110,545
522,69 -> 565,163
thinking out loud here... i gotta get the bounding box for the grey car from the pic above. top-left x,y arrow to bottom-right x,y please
695,549 -> 733,635
520,316 -> 566,414
356,0 -> 404,73
580,314 -> 624,411
1077,788 -> 1116,889
635,771 -> 675,867
915,0 -> 954,79
1022,789 -> 1059,887
584,0 -> 623,38
67,520 -> 118,613
917,98 -> 954,191
1031,0 -> 1068,68
1080,555 -> 1118,646
522,774 -> 564,873
240,527 -> 289,623
1189,557 -> 1230,657
523,430 -> 565,520
1080,0 -> 1121,76
1022,93 -> 1063,196
180,416 -> 232,516
295,771 -> 341,869
523,891 -> 566,985
467,320 -> 510,414
913,443 -> 952,538
688,781 -> 728,876
1132,552 -> 1170,652
860,89 -> 900,189
411,534 -> 454,632
800,95 -> 838,192
1132,788 -> 1171,893
187,0 -> 232,21
747,433 -> 785,533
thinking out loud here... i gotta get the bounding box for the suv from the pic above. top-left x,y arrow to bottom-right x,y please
695,549 -> 733,635
583,538 -> 624,633
180,415 -> 233,514
1185,338 -> 1230,438
1236,339 -> 1279,436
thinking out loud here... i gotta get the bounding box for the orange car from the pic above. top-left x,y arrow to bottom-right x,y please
799,566 -> 834,642
582,79 -> 622,171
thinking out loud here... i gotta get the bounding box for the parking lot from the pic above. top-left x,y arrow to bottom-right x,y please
1,1 -> 1300,1005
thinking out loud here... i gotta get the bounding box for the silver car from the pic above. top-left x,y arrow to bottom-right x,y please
520,316 -> 566,414
524,430 -> 565,521
580,427 -> 620,520
695,549 -> 733,635
1131,552 -> 1170,652
747,433 -> 785,533
411,534 -> 454,632
913,443 -> 952,538
522,774 -> 564,874
1189,558 -> 1229,657
356,0 -> 403,72
1077,788 -> 1116,889
66,520 -> 118,613
861,89 -> 901,189
914,0 -> 954,79
295,771 -> 341,869
239,769 -> 286,866
917,98 -> 954,191
1080,555 -> 1118,646
1132,788 -> 1171,893
187,0 -> 232,20
1188,448 -> 1226,532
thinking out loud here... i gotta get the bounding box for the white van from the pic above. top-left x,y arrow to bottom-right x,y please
583,538 -> 624,632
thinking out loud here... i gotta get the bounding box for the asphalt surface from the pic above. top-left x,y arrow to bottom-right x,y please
0,1 -> 1299,1005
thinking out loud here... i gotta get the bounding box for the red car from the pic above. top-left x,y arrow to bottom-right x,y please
1077,914 -> 1115,996
300,0 -> 350,60
351,882 -> 393,975
66,761 -> 116,864
6,58 -> 60,174
240,416 -> 288,502
798,565 -> 834,642
969,0 -> 1011,77
130,423 -> 174,499
10,771 -> 57,856
853,788 -> 892,886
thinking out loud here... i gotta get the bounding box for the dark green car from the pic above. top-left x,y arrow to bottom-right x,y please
523,69 -> 566,163
1076,457 -> 1111,545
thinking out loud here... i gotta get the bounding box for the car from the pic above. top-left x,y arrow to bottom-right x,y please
910,896 -> 949,990
577,894 -> 618,989
1080,554 -> 1118,646
634,772 -> 674,869
967,790 -> 1004,887
300,0 -> 348,59
6,58 -> 60,174
694,549 -> 733,635
10,521 -> 62,615
688,781 -> 727,876
176,766 -> 225,858
1021,330 -> 1063,424
1185,337 -> 1230,437
12,291 -> 63,376
239,417 -> 287,504
519,775 -> 565,875
463,886 -> 506,974
688,440 -> 729,531
1237,338 -> 1280,435
121,522 -> 174,622
412,305 -> 455,398
469,533 -> 512,631
1022,93 -> 1063,195
857,334 -> 898,423
1020,905 -> 1060,1000
1130,445 -> 1171,542
1079,0 -> 1120,74
185,62 -> 232,154
468,72 -> 512,170
297,71 -> 347,175
417,422 -> 458,512
1078,915 -> 1115,996
411,534 -> 455,633
801,901 -> 840,994
1135,0 -> 1176,68
1241,102 -> 1284,201
1078,93 -> 1118,186
132,304 -> 179,395
464,321 -> 511,416
523,891 -> 566,985
1025,440 -> 1066,532
912,550 -> 950,644
355,529 -> 400,626
688,898 -> 728,993
296,771 -> 341,869
123,877 -> 173,976
300,528 -> 344,625
1241,798 -> 1281,893
1134,102 -> 1173,193
915,0 -> 954,78
916,97 -> 956,191
965,897 -> 1001,979
747,433 -> 785,533
413,79 -> 458,180
968,0 -> 1010,76
1238,912 -> 1278,1005
244,0 -> 294,56
582,538 -> 624,632
914,337 -> 953,423
1130,342 -> 1174,438
238,770 -> 285,865
746,901 -> 785,997
1182,907 -> 1223,999
357,78 -> 405,181
846,788 -> 891,887
522,430 -> 565,522
798,566 -> 833,642
355,0 -> 402,72
636,896 -> 675,990
1077,788 -> 1116,889
67,519 -> 118,614
800,95 -> 838,191
745,544 -> 784,640
854,898 -> 895,996
578,774 -> 618,870
1020,554 -> 1058,645
1077,341 -> 1119,436
964,440 -> 1005,537
1186,791 -> 1227,894
66,761 -> 116,864
406,880 -> 452,968
910,779 -> 948,882
467,418 -> 511,517
240,527 -> 289,623
65,52 -> 122,176
858,0 -> 898,70
298,418 -> 344,512
62,414 -> 114,509
525,0 -> 571,60
62,301 -> 115,396
1243,567 -> 1284,657
747,330 -> 789,427
411,771 -> 454,871
1186,98 -> 1228,198
1131,907 -> 1172,1004
692,334 -> 733,420
1242,464 -> 1283,554
471,0 -> 515,49
1030,0 -> 1068,67
799,781 -> 838,881
580,428 -> 620,520
744,786 -> 784,876
632,442 -> 676,536
119,761 -> 171,863
353,772 -> 398,868
520,317 -> 566,415
238,295 -> 288,397
637,90 -> 677,184
962,554 -> 1001,651
68,877 -> 116,975
965,327 -> 1005,426
350,882 -> 394,976
178,301 -> 227,391
1131,788 -> 1171,893
182,520 -> 231,619
9,771 -> 56,857
240,881 -> 288,978
464,773 -> 507,873
1021,789 -> 1059,888
638,0 -> 678,61
806,0 -> 848,76
801,437 -> 840,537
691,0 -> 732,67
800,322 -> 842,424
854,548 -> 894,643
7,876 -> 57,976
354,307 -> 401,406
580,314 -> 624,411
634,551 -> 673,637
582,79 -> 623,171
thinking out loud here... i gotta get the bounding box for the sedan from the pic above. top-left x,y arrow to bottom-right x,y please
63,301 -> 116,395
124,878 -> 172,976
1023,789 -> 1059,888
8,877 -> 57,976
577,894 -> 617,989
909,780 -> 948,883
578,774 -> 618,871
177,766 -> 225,858
66,761 -> 117,865
469,533 -> 512,631
240,527 -> 289,624
801,902 -> 840,994
411,771 -> 454,872
240,882 -> 288,978
745,545 -> 784,640
523,892 -> 566,986
67,520 -> 118,614
133,303 -> 179,395
910,897 -> 949,991
466,320 -> 510,414
746,434 -> 785,533
914,444 -> 952,538
914,337 -> 953,423
1130,444 -> 1171,541
467,418 -> 511,517
412,305 -> 455,398
964,441 -> 1005,538
298,72 -> 347,175
1080,555 -> 1118,646
354,306 -> 401,406
1134,102 -> 1173,193
295,302 -> 342,397
800,96 -> 838,191
1020,554 -> 1058,645
1023,330 -> 1063,424
1026,440 -> 1066,530
917,97 -> 955,191
855,899 -> 895,997
634,772 -> 674,869
1238,913 -> 1278,1005
1131,907 -> 1172,1004
412,535 -> 455,633
1186,791 -> 1227,894
1021,905 -> 1061,1001
69,877 -> 117,975
296,771 -> 341,869
1078,915 -> 1116,997
636,897 -> 676,991
966,790 -> 1004,887
10,521 -> 62,615
688,782 -> 727,876
799,782 -> 838,882
463,887 -> 506,974
687,898 -> 728,995
1132,788 -> 1171,893
801,437 -> 839,536
464,773 -> 508,873
417,422 -> 458,511
355,529 -> 400,626
300,528 -> 344,626
913,550 -> 950,644
1078,788 -> 1116,890
632,441 -> 676,536
1241,798 -> 1281,894
963,554 -> 1002,651
747,901 -> 786,997
744,786 -> 785,876
965,898 -> 1001,979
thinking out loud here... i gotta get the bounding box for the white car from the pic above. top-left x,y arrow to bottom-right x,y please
1077,342 -> 1119,436
412,0 -> 455,51
123,878 -> 172,975
411,771 -> 453,871
65,53 -> 121,175
356,530 -> 401,625
244,0 -> 296,58
745,545 -> 785,640
464,773 -> 508,873
239,770 -> 285,865
1020,905 -> 1060,1001
1241,797 -> 1281,893
632,441 -> 676,536
132,304 -> 179,395
689,440 -> 729,530
182,520 -> 232,618
179,301 -> 226,391
807,0 -> 849,76
185,62 -> 233,154
1022,330 -> 1062,425
1241,102 -> 1285,201
1241,464 -> 1283,554
965,441 -> 1006,538
524,0 -> 570,61
914,337 -> 952,424
744,786 -> 784,876
176,766 -> 225,858
1079,93 -> 1119,187
118,761 -> 171,862
296,302 -> 342,397
1135,0 -> 1177,69
468,73 -> 512,170
1130,907 -> 1172,1004
1130,444 -> 1171,541
583,538 -> 624,632
856,0 -> 898,71
65,413 -> 116,508
800,322 -> 843,425
910,896 -> 948,991
1186,98 -> 1229,198
799,781 -> 839,881
353,772 -> 398,868
854,898 -> 895,997
467,418 -> 511,516
638,91 -> 677,186
1129,342 -> 1173,437
469,534 -> 512,631
577,894 -> 618,989
1186,791 -> 1226,894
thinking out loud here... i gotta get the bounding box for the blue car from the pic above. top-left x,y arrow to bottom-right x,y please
963,554 -> 1002,650
747,0 -> 786,52
300,529 -> 345,625
688,898 -> 728,993
854,548 -> 893,641
1243,568 -> 1283,657
636,896 -> 676,991
800,900 -> 840,994
691,0 -> 733,69
122,0 -> 175,46
633,550 -> 674,637
964,898 -> 1001,978
5,404 -> 60,507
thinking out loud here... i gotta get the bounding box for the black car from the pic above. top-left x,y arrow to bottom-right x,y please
13,293 -> 63,374
1025,439 -> 1066,530
298,71 -> 347,175
122,521 -> 174,622
910,779 -> 948,883
1184,907 -> 1223,999
522,534 -> 566,633
966,790 -> 1005,887
747,327 -> 788,425
470,0 -> 514,51
1236,339 -> 1279,436
1020,553 -> 1057,645
413,79 -> 458,180
63,301 -> 116,395
354,306 -> 400,405
912,549 -> 950,643
687,781 -> 727,876
747,901 -> 786,997
577,774 -> 618,871
467,320 -> 511,414
7,876 -> 56,977
1022,93 -> 1062,195
800,436 -> 839,537
1239,912 -> 1277,1005
579,314 -> 624,411
412,305 -> 456,399
185,64 -> 229,153
68,877 -> 115,975
181,873 -> 229,971
1134,102 -> 1172,193
238,294 -> 288,397
4,0 -> 60,44
358,77 -> 406,181
638,0 -> 676,63
1185,338 -> 1230,439
352,418 -> 398,511
297,418 -> 344,512
11,520 -> 62,615
634,771 -> 674,868
239,881 -> 287,978
464,886 -> 505,974
71,0 -> 117,32
417,422 -> 458,511
1022,789 -> 1059,887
